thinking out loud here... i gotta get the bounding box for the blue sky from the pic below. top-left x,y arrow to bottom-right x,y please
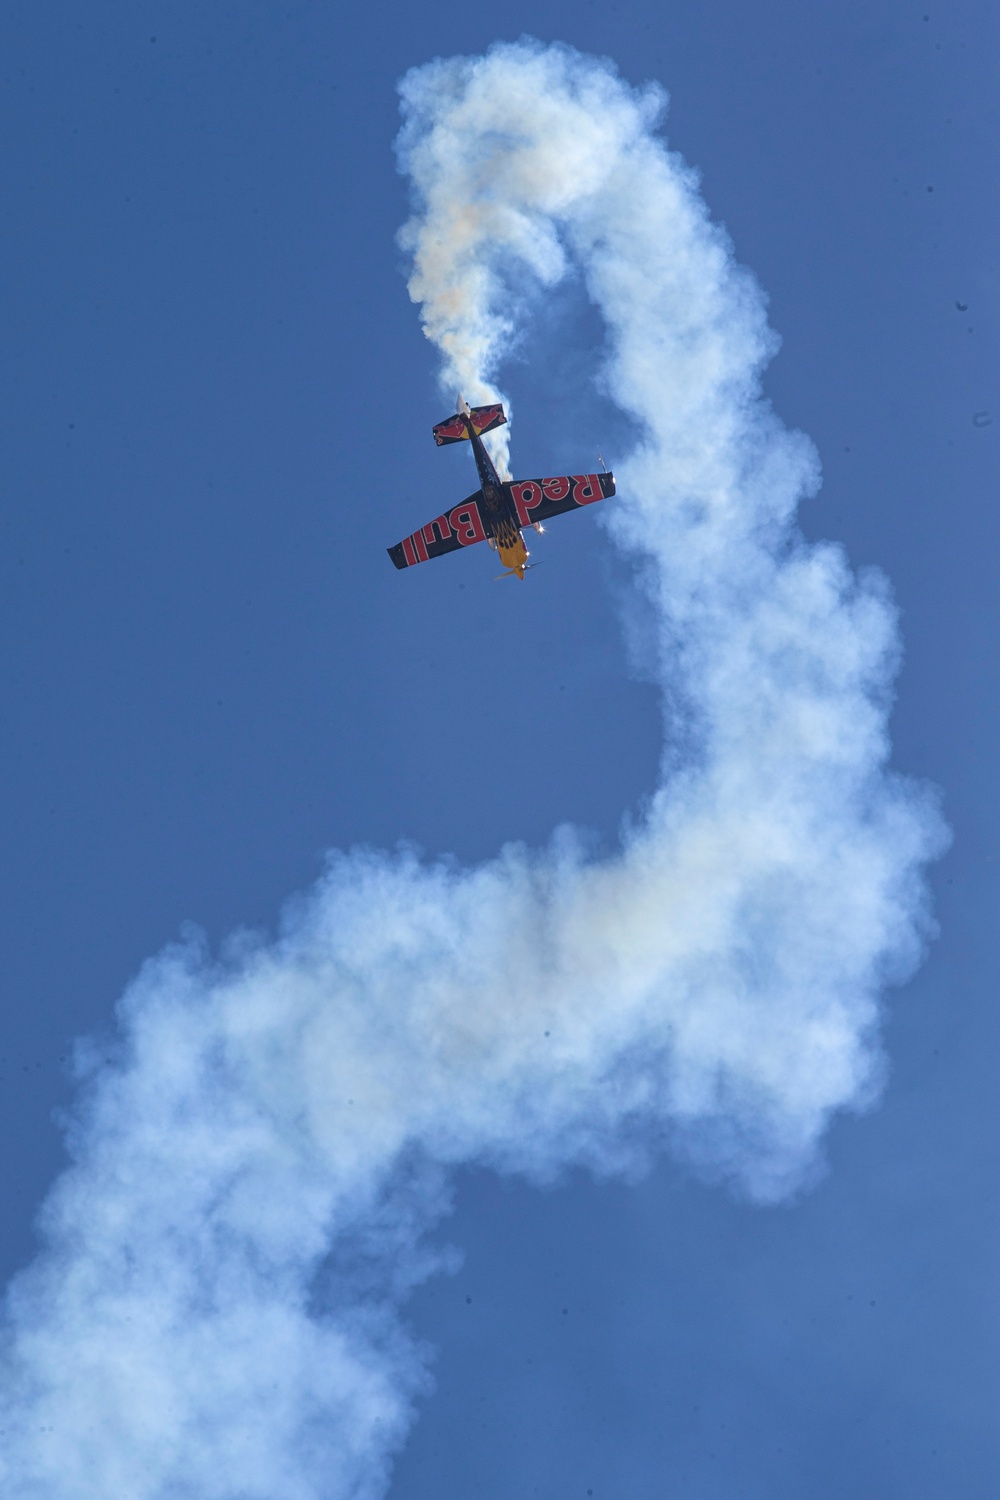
0,3 -> 997,1497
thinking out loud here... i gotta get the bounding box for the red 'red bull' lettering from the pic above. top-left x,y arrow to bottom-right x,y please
510,481 -> 543,526
449,502 -> 486,546
572,474 -> 603,505
542,476 -> 571,502
401,536 -> 418,567
423,515 -> 452,545
412,530 -> 429,563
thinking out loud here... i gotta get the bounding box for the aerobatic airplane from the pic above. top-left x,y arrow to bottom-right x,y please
387,397 -> 616,580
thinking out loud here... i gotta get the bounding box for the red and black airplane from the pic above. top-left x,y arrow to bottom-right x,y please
388,397 -> 616,580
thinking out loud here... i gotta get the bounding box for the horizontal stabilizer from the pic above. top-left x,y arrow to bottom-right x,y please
432,402 -> 507,446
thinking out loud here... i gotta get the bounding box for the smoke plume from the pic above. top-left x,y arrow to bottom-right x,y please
0,40 -> 942,1500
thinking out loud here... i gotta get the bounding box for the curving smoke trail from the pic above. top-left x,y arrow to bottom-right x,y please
0,40 -> 942,1500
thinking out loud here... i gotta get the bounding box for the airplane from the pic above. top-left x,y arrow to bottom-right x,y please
387,397 -> 616,580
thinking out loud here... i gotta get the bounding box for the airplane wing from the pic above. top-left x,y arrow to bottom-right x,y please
387,491 -> 489,569
505,472 -> 615,526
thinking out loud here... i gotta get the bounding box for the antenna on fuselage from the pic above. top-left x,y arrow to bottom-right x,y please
597,449 -> 609,473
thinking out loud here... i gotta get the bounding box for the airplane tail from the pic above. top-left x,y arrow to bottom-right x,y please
432,400 -> 507,446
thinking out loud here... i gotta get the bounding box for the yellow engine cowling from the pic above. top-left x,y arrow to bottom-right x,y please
497,532 -> 529,580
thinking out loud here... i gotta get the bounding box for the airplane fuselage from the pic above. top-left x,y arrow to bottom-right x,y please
465,418 -> 531,579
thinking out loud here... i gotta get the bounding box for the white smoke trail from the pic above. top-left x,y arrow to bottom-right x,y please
0,40 -> 942,1500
